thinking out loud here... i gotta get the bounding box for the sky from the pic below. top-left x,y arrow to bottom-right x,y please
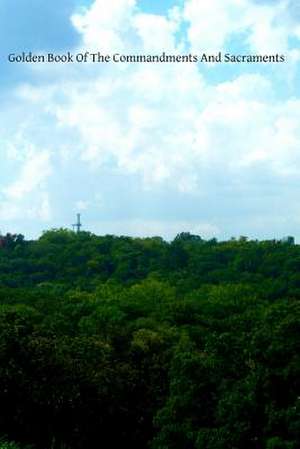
0,0 -> 300,241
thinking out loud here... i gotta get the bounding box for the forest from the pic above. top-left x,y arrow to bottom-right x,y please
0,229 -> 298,449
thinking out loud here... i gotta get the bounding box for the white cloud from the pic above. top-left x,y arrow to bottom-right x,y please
44,64 -> 300,192
3,150 -> 52,200
7,0 -> 300,194
71,0 -> 137,52
184,0 -> 243,53
132,12 -> 179,51
0,144 -> 53,224
183,0 -> 300,53
0,192 -> 52,222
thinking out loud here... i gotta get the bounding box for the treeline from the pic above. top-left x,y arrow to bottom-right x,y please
0,230 -> 299,449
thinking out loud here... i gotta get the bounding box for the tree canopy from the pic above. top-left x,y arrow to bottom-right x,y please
0,230 -> 298,448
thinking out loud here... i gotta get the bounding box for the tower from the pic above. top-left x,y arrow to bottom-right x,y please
72,213 -> 82,233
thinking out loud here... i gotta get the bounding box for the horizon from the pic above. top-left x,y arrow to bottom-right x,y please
0,213 -> 297,245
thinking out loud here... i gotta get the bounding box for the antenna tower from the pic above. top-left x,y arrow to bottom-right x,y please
72,213 -> 82,233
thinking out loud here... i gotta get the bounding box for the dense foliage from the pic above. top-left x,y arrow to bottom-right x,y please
0,230 -> 299,449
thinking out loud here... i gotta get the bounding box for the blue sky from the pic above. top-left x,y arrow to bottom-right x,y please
1,0 -> 300,241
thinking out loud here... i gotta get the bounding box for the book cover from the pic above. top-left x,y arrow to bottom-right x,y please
0,1 -> 299,448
